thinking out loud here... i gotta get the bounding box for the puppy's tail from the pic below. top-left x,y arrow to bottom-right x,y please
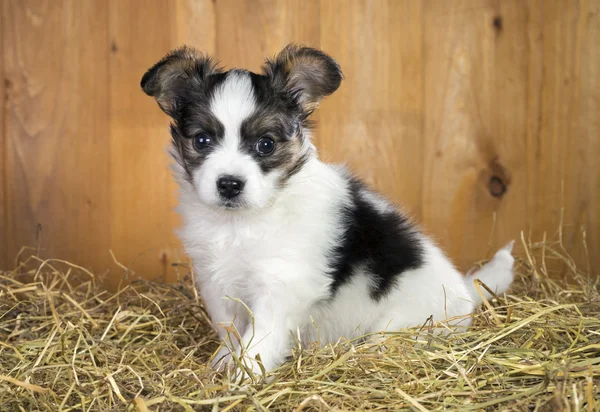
466,241 -> 515,305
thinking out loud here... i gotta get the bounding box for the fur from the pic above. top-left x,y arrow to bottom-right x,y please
141,44 -> 515,376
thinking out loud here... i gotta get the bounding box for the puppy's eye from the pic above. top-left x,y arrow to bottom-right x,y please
193,133 -> 212,151
256,137 -> 275,155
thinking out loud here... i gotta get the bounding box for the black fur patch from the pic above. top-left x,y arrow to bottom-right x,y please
169,72 -> 229,182
236,73 -> 309,185
327,179 -> 424,301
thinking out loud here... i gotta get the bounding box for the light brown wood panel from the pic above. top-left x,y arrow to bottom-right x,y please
1,0 -> 598,281
2,0 -> 111,271
215,0 -> 320,71
108,0 -> 215,287
422,0 -> 529,269
421,0 -> 600,273
1,6 -> 6,266
319,0 -> 425,217
527,0 -> 600,273
581,0 -> 600,273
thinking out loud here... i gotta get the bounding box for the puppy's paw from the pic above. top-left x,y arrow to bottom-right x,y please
210,346 -> 270,383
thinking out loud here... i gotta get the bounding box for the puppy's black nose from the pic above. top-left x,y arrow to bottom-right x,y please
217,176 -> 245,199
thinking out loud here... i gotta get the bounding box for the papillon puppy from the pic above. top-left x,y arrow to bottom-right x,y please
141,44 -> 514,376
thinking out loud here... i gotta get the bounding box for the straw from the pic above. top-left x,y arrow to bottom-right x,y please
1,232 -> 598,411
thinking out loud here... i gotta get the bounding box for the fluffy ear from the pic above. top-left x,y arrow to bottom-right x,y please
141,46 -> 221,117
262,44 -> 343,113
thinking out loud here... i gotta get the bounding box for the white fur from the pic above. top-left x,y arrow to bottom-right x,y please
172,73 -> 515,377
179,158 -> 347,372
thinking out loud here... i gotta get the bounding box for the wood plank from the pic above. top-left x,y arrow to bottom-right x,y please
525,0 -> 600,275
0,2 -> 6,267
2,0 -> 110,271
175,0 -> 216,52
421,0 -> 532,270
578,0 -> 600,274
2,0 -> 597,281
108,0 -> 215,287
319,0 -> 425,217
421,0 -> 599,274
215,0 -> 320,71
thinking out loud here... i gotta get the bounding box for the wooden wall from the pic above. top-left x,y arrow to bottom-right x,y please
1,0 -> 599,288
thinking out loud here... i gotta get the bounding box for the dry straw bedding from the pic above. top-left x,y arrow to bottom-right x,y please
1,236 -> 599,411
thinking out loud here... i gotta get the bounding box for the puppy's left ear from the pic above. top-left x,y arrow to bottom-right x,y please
263,44 -> 343,113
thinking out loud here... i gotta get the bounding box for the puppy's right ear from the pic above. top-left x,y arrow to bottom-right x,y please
141,46 -> 221,117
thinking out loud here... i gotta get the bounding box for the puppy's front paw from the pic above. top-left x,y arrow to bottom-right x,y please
210,346 -> 268,382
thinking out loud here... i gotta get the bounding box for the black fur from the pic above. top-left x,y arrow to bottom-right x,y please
169,72 -> 229,182
236,73 -> 308,183
328,180 -> 424,301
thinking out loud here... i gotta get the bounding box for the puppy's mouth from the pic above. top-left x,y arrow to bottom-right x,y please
218,199 -> 246,210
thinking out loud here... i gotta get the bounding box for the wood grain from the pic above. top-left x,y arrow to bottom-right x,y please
422,0 -> 527,269
215,0 -> 320,71
108,0 -> 214,287
0,2 -> 6,266
1,0 -> 598,281
421,0 -> 599,273
320,0 -> 425,217
526,0 -> 600,274
2,0 -> 111,271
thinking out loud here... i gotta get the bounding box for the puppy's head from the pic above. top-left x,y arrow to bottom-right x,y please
141,44 -> 342,211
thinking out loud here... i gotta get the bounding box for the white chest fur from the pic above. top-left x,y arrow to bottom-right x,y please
177,159 -> 347,329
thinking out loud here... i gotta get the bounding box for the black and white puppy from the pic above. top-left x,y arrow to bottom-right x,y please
141,44 -> 514,375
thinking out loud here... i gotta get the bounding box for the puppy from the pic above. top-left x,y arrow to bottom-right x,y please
141,44 -> 514,376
